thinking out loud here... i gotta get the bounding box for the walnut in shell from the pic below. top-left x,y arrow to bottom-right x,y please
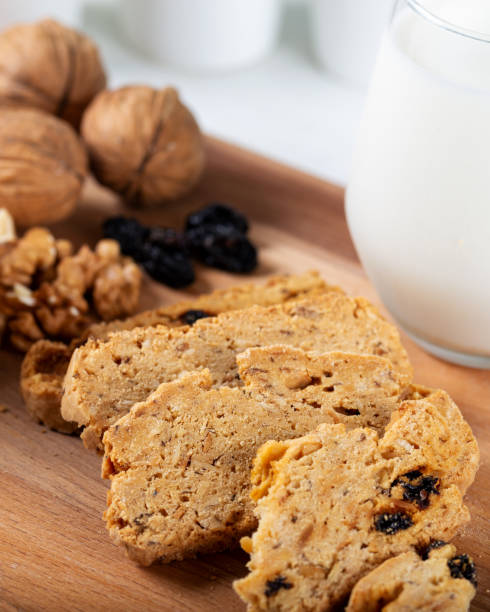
0,19 -> 106,128
0,109 -> 87,226
81,85 -> 205,206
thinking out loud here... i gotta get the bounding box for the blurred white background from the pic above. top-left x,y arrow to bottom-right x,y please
0,0 -> 394,186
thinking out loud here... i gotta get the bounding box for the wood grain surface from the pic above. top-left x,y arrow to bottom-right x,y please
0,137 -> 488,612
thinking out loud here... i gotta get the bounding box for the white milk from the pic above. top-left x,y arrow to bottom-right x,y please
346,0 -> 490,365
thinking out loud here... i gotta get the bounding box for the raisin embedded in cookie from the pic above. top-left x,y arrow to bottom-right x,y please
346,544 -> 476,611
63,291 -> 413,450
101,346 -> 408,565
233,397 -> 475,611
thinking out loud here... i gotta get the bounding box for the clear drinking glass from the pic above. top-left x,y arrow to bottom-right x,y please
346,0 -> 490,368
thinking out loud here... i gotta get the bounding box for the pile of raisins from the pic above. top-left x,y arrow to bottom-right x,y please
103,203 -> 257,288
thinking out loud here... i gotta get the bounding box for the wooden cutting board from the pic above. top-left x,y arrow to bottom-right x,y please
0,137 -> 488,612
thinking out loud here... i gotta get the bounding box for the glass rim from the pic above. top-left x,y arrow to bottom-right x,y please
406,0 -> 490,43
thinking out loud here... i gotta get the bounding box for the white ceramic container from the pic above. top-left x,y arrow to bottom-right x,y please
119,0 -> 282,72
309,0 -> 395,87
346,0 -> 490,368
0,0 -> 82,29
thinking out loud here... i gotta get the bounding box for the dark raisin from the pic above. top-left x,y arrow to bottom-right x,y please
185,225 -> 257,273
419,539 -> 447,560
141,245 -> 195,288
447,554 -> 477,587
102,216 -> 148,258
392,472 -> 440,509
374,512 -> 413,535
179,310 -> 211,325
403,469 -> 423,480
264,576 -> 293,597
147,226 -> 186,250
185,203 -> 249,234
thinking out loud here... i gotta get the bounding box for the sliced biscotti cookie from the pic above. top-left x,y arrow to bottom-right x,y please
346,543 -> 476,611
101,347 -> 409,565
233,403 -> 474,611
22,271 -> 333,432
63,292 -> 412,449
20,340 -> 78,434
380,386 -> 479,495
238,346 -> 405,432
83,270 -> 334,341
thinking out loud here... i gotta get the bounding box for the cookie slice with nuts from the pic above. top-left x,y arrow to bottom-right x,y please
20,340 -> 77,434
22,271 -> 332,432
83,269 -> 333,340
346,543 -> 476,611
63,291 -> 413,450
233,391 -> 477,611
379,386 -> 479,496
101,346 -> 409,565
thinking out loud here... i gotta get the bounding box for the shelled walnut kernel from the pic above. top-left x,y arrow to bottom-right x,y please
0,209 -> 142,352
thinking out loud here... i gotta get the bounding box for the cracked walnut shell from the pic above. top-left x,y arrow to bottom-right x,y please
0,19 -> 106,128
0,109 -> 87,226
81,85 -> 205,206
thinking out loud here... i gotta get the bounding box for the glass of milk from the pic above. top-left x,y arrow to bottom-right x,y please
346,0 -> 490,369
